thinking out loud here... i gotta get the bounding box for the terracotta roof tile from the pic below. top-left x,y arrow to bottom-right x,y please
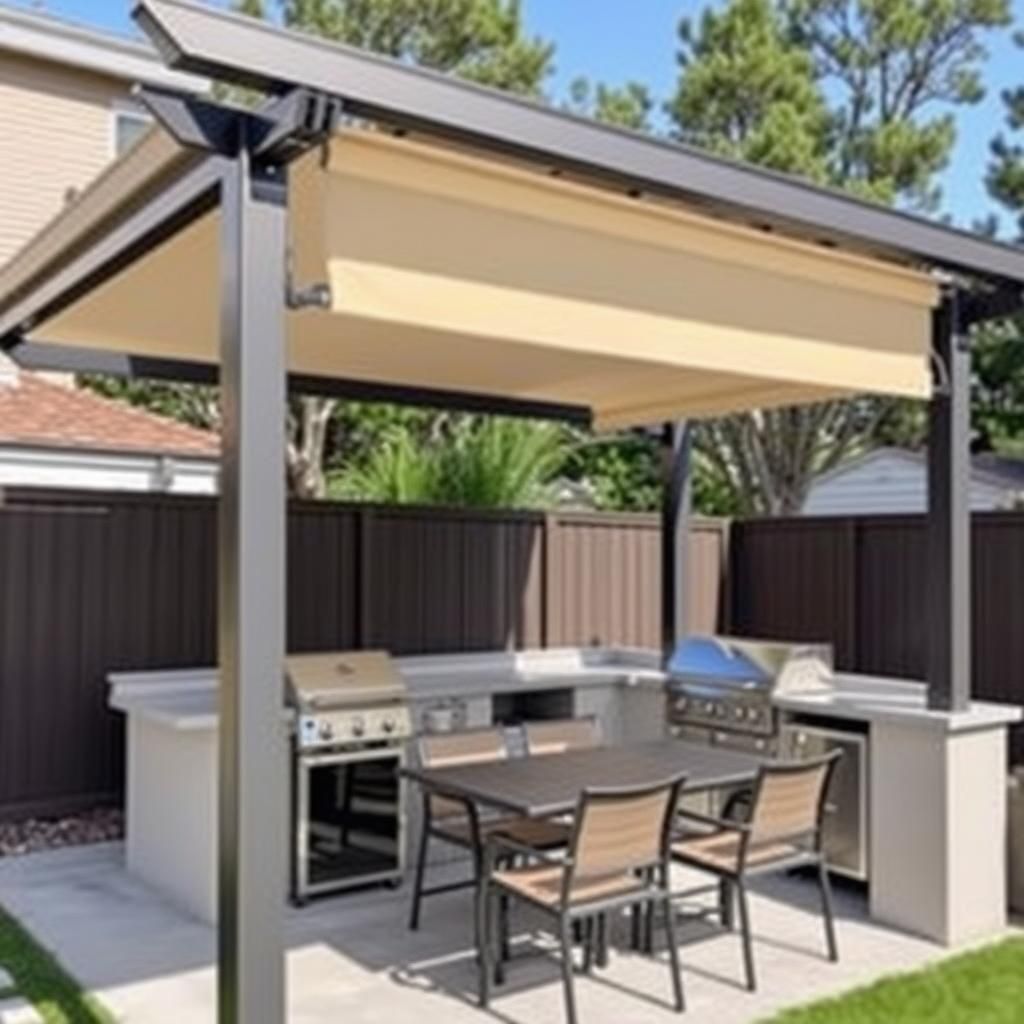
0,372 -> 219,458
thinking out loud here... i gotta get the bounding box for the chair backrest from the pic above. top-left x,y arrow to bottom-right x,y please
524,717 -> 601,757
418,728 -> 508,820
568,774 -> 686,887
747,751 -> 841,848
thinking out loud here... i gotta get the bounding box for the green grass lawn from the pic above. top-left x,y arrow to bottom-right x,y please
763,937 -> 1024,1024
0,904 -> 114,1024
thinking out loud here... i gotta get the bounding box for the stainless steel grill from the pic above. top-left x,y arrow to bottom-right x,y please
665,637 -> 868,882
286,650 -> 412,901
665,636 -> 833,752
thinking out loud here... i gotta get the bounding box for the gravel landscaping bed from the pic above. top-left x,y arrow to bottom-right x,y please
0,808 -> 123,857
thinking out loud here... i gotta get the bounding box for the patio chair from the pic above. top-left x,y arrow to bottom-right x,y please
408,727 -> 570,932
523,716 -> 602,757
671,751 -> 842,992
478,774 -> 688,1024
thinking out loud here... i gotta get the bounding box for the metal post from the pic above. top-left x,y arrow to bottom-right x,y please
661,421 -> 692,660
218,130 -> 289,1022
926,291 -> 971,712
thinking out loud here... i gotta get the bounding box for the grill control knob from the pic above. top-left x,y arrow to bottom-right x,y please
382,717 -> 395,734
351,715 -> 365,738
318,720 -> 334,741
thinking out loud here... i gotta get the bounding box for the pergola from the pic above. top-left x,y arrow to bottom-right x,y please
2,1 -> 1024,1020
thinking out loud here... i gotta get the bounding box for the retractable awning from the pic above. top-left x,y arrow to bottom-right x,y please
3,125 -> 938,429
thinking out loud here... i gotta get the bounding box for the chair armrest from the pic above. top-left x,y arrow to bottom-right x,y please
674,808 -> 750,833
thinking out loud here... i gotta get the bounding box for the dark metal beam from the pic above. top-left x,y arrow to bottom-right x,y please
135,0 -> 1024,288
926,292 -> 972,712
961,285 -> 1024,325
5,339 -> 592,426
216,133 -> 288,1023
661,421 -> 692,662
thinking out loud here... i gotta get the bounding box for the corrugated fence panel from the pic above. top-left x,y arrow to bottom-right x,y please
360,505 -> 545,654
855,518 -> 927,680
287,502 -> 359,653
546,514 -> 726,648
730,518 -> 857,666
974,515 -> 1024,746
730,513 -> 1024,762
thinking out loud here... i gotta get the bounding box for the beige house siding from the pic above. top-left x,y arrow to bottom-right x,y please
0,51 -> 130,266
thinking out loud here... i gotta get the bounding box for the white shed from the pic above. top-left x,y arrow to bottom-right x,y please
803,446 -> 1024,515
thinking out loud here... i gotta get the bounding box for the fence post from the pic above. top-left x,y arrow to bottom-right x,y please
843,518 -> 860,670
357,504 -> 374,648
542,511 -> 557,648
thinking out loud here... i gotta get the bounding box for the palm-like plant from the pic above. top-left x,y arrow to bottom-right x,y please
331,417 -> 569,509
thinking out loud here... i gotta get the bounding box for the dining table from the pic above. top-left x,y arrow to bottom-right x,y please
403,736 -> 769,967
403,737 -> 768,820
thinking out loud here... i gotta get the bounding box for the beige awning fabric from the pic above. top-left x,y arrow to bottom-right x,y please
24,127 -> 938,428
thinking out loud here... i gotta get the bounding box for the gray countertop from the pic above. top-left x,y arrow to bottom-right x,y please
108,648 -> 663,731
108,647 -> 1021,735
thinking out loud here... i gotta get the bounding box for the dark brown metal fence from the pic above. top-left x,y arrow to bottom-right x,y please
7,490 -> 1024,821
730,513 -> 1024,761
0,488 -> 727,820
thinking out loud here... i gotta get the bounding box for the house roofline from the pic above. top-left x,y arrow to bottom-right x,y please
0,438 -> 219,463
813,446 -> 1024,493
0,2 -> 206,92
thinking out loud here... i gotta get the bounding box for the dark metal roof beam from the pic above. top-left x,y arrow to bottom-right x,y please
135,0 -> 1024,289
6,339 -> 593,426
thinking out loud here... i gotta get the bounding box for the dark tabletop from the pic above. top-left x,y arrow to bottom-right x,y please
403,738 -> 766,819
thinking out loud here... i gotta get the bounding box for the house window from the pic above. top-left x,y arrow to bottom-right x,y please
112,109 -> 151,156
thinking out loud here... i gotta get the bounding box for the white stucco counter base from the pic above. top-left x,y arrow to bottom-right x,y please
776,671 -> 1021,947
126,715 -> 218,923
870,719 -> 1009,945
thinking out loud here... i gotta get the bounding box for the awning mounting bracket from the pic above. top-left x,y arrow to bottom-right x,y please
136,86 -> 343,165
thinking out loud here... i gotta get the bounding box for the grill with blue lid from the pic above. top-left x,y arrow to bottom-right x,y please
665,635 -> 833,741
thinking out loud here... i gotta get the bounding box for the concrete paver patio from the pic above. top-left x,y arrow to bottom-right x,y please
0,842 -> 1013,1024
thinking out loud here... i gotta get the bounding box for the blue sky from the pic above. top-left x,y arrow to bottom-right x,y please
17,0 -> 1024,236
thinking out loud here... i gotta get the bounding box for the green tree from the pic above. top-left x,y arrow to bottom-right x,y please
668,0 -> 829,178
276,0 -> 553,95
668,0 -> 1010,514
567,77 -> 654,132
975,31 -> 1024,458
987,31 -> 1024,239
332,416 -> 568,508
788,0 -> 1012,210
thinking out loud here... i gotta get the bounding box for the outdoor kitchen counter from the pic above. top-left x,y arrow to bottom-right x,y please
774,671 -> 1022,733
107,647 -> 668,926
775,669 -> 1021,950
108,647 -> 668,732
